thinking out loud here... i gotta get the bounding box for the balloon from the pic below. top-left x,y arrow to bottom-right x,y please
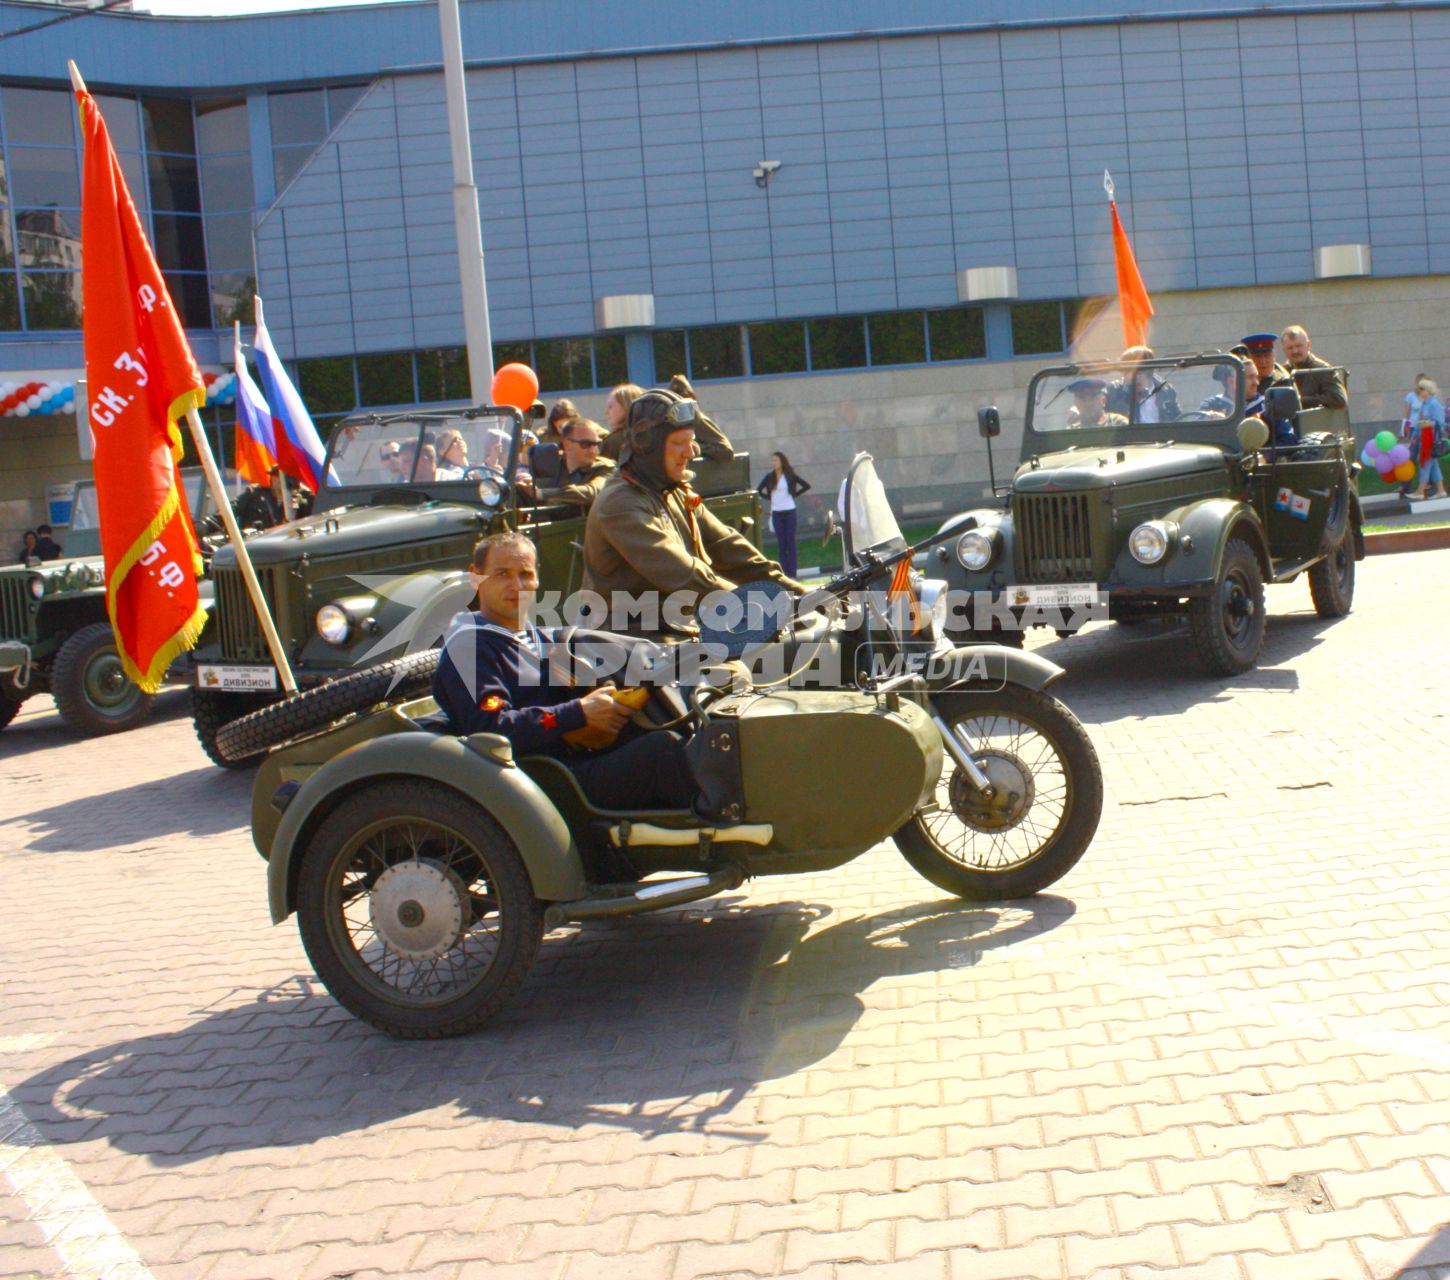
1360,447 -> 1376,468
1376,458 -> 1397,476
1396,461 -> 1418,482
491,363 -> 539,412
1389,444 -> 1410,466
1376,430 -> 1398,452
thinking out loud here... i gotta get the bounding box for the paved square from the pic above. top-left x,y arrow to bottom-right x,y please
2,549 -> 1449,1280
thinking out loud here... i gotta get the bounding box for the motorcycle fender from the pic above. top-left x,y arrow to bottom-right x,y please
266,732 -> 586,924
923,644 -> 1064,694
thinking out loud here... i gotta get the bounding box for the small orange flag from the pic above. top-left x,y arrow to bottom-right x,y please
77,84 -> 208,692
1110,198 -> 1155,350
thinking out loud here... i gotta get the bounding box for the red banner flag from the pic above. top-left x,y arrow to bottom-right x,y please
77,85 -> 207,692
1110,198 -> 1155,350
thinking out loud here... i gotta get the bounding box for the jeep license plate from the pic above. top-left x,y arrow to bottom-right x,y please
195,663 -> 278,692
1007,584 -> 1099,608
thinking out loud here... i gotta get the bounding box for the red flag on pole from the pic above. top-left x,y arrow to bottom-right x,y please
76,80 -> 208,693
1110,196 -> 1155,350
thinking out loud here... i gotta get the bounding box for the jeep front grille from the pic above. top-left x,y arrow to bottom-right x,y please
0,577 -> 32,641
214,566 -> 279,661
1014,493 -> 1098,582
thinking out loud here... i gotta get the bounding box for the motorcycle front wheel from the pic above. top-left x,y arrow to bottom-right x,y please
894,686 -> 1103,901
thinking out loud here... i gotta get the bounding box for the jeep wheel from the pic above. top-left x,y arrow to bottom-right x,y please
297,780 -> 544,1038
1188,539 -> 1266,676
193,687 -> 281,768
1308,490 -> 1355,619
213,650 -> 441,763
50,623 -> 154,735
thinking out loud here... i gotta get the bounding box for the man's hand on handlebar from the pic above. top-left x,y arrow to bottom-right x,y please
580,685 -> 631,733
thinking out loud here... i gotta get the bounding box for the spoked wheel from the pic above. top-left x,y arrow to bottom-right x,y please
894,686 -> 1103,900
296,780 -> 544,1038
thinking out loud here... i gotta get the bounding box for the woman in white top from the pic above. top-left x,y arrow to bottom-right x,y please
756,451 -> 812,579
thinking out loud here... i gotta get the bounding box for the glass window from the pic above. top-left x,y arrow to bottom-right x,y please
16,209 -> 80,270
298,356 -> 357,416
9,148 -> 79,208
148,153 -> 201,214
0,210 -> 11,267
1062,298 -> 1095,348
94,94 -> 141,153
687,324 -> 743,380
416,347 -> 469,403
209,271 -> 255,329
204,212 -> 253,270
492,341 -> 531,371
0,273 -> 18,330
200,154 -> 254,213
3,87 -> 74,147
270,89 -> 326,146
327,84 -> 368,125
358,351 -> 415,407
653,330 -> 686,382
194,97 -> 249,154
272,146 -> 312,192
142,98 -> 195,154
867,311 -> 926,366
535,337 -> 594,393
808,316 -> 866,371
0,157 -> 8,205
21,270 -> 81,329
118,152 -> 148,214
152,213 -> 207,272
1011,302 -> 1065,357
162,271 -> 211,329
927,307 -> 986,362
747,321 -> 807,376
594,334 -> 627,387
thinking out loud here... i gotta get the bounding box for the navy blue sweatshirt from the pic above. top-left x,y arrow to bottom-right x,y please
432,614 -> 587,754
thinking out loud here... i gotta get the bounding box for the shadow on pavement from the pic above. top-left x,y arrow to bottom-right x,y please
3,764 -> 253,852
15,893 -> 1075,1161
0,686 -> 195,761
1396,1227 -> 1450,1276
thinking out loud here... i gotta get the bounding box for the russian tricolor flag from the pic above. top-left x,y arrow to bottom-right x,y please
252,296 -> 329,493
232,331 -> 278,487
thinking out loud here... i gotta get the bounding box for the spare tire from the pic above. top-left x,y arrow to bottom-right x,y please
214,650 -> 441,763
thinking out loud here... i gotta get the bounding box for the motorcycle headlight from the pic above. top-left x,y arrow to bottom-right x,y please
1129,521 -> 1173,565
28,577 -> 45,599
316,603 -> 351,645
956,529 -> 997,572
477,476 -> 504,507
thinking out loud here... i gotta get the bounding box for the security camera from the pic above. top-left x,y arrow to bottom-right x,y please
759,159 -> 781,174
753,159 -> 783,188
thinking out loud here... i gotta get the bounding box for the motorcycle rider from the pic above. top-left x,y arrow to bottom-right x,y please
583,387 -> 803,635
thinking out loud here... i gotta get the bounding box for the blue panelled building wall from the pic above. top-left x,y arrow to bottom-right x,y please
1,0 -> 1447,534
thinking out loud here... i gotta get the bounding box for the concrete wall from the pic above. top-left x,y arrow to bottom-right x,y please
0,415 -> 88,561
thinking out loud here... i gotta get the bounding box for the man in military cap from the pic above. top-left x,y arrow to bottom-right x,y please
584,388 -> 802,635
1066,377 -> 1129,428
1279,325 -> 1348,410
1239,333 -> 1291,391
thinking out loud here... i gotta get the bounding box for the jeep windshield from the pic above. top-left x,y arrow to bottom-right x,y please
322,412 -> 520,492
1025,356 -> 1248,446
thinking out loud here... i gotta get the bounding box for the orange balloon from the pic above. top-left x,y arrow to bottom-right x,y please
1395,461 -> 1418,482
491,362 -> 539,412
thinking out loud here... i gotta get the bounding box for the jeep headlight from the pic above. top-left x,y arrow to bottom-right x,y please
956,528 -> 997,572
1129,521 -> 1173,565
316,603 -> 351,645
477,475 -> 504,507
28,577 -> 45,599
87,565 -> 104,586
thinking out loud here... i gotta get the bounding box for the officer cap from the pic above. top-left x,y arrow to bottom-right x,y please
1067,377 -> 1109,396
1240,333 -> 1277,351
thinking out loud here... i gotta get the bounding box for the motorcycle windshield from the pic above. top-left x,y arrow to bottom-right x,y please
843,454 -> 905,560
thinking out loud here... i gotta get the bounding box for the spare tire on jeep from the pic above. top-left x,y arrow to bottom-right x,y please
214,650 -> 441,763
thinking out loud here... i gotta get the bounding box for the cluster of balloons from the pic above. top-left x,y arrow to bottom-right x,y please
0,381 -> 75,417
490,362 -> 539,412
201,371 -> 237,405
1361,429 -> 1417,485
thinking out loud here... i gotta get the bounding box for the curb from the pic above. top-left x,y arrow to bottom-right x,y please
1364,525 -> 1450,555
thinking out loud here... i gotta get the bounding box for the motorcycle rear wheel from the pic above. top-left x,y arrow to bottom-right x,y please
894,686 -> 1103,901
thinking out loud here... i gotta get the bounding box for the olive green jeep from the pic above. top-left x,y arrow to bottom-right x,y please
0,469 -> 242,737
929,353 -> 1361,676
190,404 -> 761,766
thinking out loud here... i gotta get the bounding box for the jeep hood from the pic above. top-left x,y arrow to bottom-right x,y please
1014,443 -> 1229,492
210,503 -> 486,568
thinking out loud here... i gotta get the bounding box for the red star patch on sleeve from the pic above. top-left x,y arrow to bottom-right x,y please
540,710 -> 558,730
481,695 -> 505,712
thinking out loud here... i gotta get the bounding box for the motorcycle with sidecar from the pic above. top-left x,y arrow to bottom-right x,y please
237,454 -> 1104,1037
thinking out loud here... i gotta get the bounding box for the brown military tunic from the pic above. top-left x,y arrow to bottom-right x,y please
1287,352 -> 1349,410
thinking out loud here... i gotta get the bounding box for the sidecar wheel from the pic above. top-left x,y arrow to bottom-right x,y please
895,687 -> 1103,901
296,780 -> 543,1038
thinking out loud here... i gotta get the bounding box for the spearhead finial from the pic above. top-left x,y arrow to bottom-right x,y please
1103,170 -> 1115,200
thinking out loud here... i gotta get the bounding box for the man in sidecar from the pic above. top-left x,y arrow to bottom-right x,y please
434,531 -> 698,812
583,388 -> 804,637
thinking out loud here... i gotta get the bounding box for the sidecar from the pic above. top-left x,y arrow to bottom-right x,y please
250,679 -> 942,1039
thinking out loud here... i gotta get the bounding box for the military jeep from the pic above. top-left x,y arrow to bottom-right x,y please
930,353 -> 1362,676
190,404 -> 761,766
0,469 -> 241,737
